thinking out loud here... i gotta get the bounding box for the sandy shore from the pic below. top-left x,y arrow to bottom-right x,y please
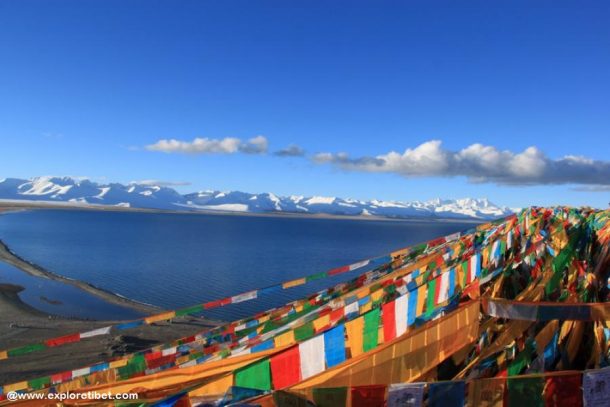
0,283 -> 221,384
0,206 -> 223,385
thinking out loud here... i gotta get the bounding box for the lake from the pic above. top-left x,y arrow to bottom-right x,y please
0,210 -> 476,321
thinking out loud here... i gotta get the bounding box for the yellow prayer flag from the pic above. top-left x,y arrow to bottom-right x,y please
313,314 -> 330,332
274,330 -> 295,348
345,316 -> 364,358
283,278 -> 306,289
371,290 -> 383,303
145,311 -> 176,324
4,381 -> 28,392
416,285 -> 426,316
360,302 -> 372,313
109,359 -> 128,369
356,289 -> 369,299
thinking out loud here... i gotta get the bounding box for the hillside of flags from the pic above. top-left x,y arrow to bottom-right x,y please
1,206 -> 610,406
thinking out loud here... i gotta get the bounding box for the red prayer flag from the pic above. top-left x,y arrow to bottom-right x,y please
145,351 -> 162,361
51,371 -> 72,383
204,299 -> 223,309
270,346 -> 301,389
382,301 -> 396,342
147,354 -> 176,369
329,265 -> 350,275
45,333 -> 80,347
434,276 -> 442,305
351,385 -> 386,407
330,308 -> 344,323
428,237 -> 446,247
544,374 -> 582,407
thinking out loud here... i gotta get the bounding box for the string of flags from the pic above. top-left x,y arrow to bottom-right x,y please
225,367 -> 609,407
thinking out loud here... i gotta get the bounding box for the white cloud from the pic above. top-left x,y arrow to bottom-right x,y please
146,136 -> 268,155
238,135 -> 268,154
274,144 -> 306,157
313,140 -> 610,186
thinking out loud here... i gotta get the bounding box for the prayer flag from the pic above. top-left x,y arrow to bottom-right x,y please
428,381 -> 465,407
363,308 -> 380,352
382,300 -> 397,342
80,326 -> 112,339
469,253 -> 481,283
313,387 -> 348,407
231,290 -> 258,304
387,383 -> 424,407
467,378 -> 505,407
274,330 -> 295,348
270,346 -> 301,389
324,324 -> 346,368
235,358 -> 271,391
408,289 -> 418,326
395,294 -> 408,337
346,316 -> 364,357
351,385 -> 386,407
506,376 -> 544,407
544,374 -> 582,407
427,278 -> 437,314
294,322 -> 315,342
583,367 -> 610,407
299,335 -> 325,380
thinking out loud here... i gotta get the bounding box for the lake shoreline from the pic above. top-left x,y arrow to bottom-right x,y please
0,236 -> 161,315
0,207 -> 224,384
0,282 -> 222,385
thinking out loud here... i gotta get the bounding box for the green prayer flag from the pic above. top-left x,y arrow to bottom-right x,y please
28,376 -> 50,390
175,304 -> 204,317
507,376 -> 544,407
546,245 -> 575,295
507,342 -> 533,376
294,322 -> 315,342
426,279 -> 437,315
8,343 -> 47,357
313,387 -> 348,407
363,307 -> 380,352
234,358 -> 271,391
306,272 -> 327,282
118,354 -> 146,380
261,319 -> 280,334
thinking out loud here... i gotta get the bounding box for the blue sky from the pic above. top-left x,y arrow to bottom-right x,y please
1,0 -> 609,208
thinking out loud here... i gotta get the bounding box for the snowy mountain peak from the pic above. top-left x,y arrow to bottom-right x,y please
0,177 -> 514,220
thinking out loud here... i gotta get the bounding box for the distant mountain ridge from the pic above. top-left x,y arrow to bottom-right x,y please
0,176 -> 514,220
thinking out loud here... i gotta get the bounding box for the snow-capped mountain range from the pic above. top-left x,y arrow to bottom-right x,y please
0,177 -> 514,220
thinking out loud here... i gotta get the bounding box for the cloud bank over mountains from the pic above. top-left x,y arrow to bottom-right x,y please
146,136 -> 268,155
144,136 -> 610,188
313,140 -> 610,186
